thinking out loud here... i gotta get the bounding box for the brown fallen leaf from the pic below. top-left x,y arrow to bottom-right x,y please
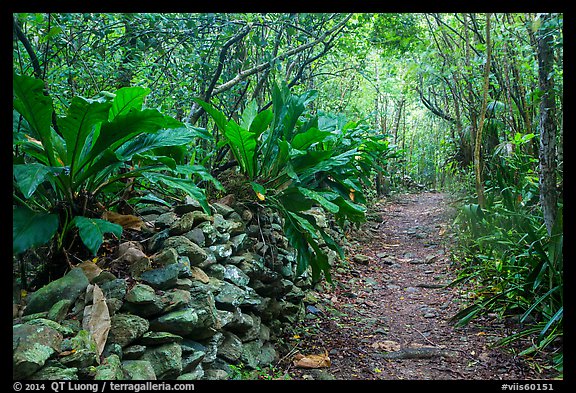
102,210 -> 144,231
371,340 -> 401,352
293,350 -> 331,368
82,284 -> 111,358
77,260 -> 103,282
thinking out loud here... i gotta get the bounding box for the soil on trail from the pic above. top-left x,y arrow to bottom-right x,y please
279,192 -> 555,381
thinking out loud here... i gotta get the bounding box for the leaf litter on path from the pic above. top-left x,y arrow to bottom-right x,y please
280,192 -> 552,381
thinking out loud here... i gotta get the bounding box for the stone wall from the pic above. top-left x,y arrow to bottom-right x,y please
13,196 -> 318,380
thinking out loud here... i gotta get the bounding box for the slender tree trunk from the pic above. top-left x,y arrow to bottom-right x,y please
536,13 -> 558,235
473,13 -> 492,208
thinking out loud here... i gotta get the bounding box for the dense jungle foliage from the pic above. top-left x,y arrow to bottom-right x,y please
13,13 -> 563,374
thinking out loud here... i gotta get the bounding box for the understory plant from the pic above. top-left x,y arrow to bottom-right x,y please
196,81 -> 396,283
450,132 -> 563,373
13,71 -> 219,281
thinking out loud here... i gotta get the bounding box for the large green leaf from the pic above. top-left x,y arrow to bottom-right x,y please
58,96 -> 111,172
249,109 -> 273,137
86,109 -> 183,169
297,187 -> 339,214
224,120 -> 257,179
14,163 -> 65,199
193,98 -> 229,134
240,100 -> 259,130
291,127 -> 331,150
72,216 -> 122,256
109,86 -> 150,120
13,72 -> 56,166
13,206 -> 59,255
143,172 -> 210,213
115,127 -> 198,160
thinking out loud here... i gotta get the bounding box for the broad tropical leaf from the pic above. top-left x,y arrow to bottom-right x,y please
13,71 -> 56,166
13,206 -> 59,255
223,120 -> 257,179
115,127 -> 198,160
87,109 -> 183,167
109,86 -> 150,120
72,216 -> 123,256
291,127 -> 331,150
58,96 -> 110,172
13,163 -> 65,199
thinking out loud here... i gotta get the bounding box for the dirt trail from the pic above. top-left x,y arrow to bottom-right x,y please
280,192 -> 551,380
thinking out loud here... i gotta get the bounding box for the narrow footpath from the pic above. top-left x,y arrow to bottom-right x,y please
279,192 -> 552,380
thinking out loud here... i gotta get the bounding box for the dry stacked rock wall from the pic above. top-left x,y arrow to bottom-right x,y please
13,196 -> 319,380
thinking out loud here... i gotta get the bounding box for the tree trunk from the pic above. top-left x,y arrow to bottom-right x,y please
536,13 -> 558,235
473,13 -> 492,209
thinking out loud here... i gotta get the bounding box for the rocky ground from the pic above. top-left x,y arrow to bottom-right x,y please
12,191 -> 562,383
276,192 -> 560,381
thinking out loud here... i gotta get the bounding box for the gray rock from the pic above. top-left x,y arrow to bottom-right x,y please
225,310 -> 254,335
176,365 -> 204,380
163,236 -> 208,266
140,263 -> 180,290
142,342 -> 183,380
259,342 -> 277,366
161,289 -> 192,313
206,263 -> 225,280
239,339 -> 263,369
123,345 -> 147,360
152,247 -> 179,266
213,214 -> 231,233
223,265 -> 250,287
209,243 -> 233,261
108,314 -> 150,347
137,204 -> 170,215
169,212 -> 196,235
217,310 -> 235,328
147,229 -> 170,253
228,221 -> 245,237
29,364 -> 78,380
176,259 -> 193,279
212,202 -> 235,218
102,343 -> 122,359
149,309 -> 199,336
197,222 -> 218,246
204,368 -> 230,380
59,330 -> 98,369
175,278 -> 193,290
46,299 -> 73,322
125,283 -> 158,304
100,279 -> 128,301
139,331 -> 183,345
94,354 -> 123,380
122,360 -> 157,380
13,324 -> 63,379
174,198 -> 203,215
188,289 -> 220,339
236,314 -> 261,342
155,212 -> 178,229
213,280 -> 246,310
183,227 -> 205,247
180,340 -> 206,373
200,332 -> 223,363
217,332 -> 243,362
23,268 -> 89,316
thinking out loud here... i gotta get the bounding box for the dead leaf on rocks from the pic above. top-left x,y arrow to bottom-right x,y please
77,260 -> 103,282
371,340 -> 401,352
82,284 -> 111,358
102,211 -> 144,231
293,350 -> 331,368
